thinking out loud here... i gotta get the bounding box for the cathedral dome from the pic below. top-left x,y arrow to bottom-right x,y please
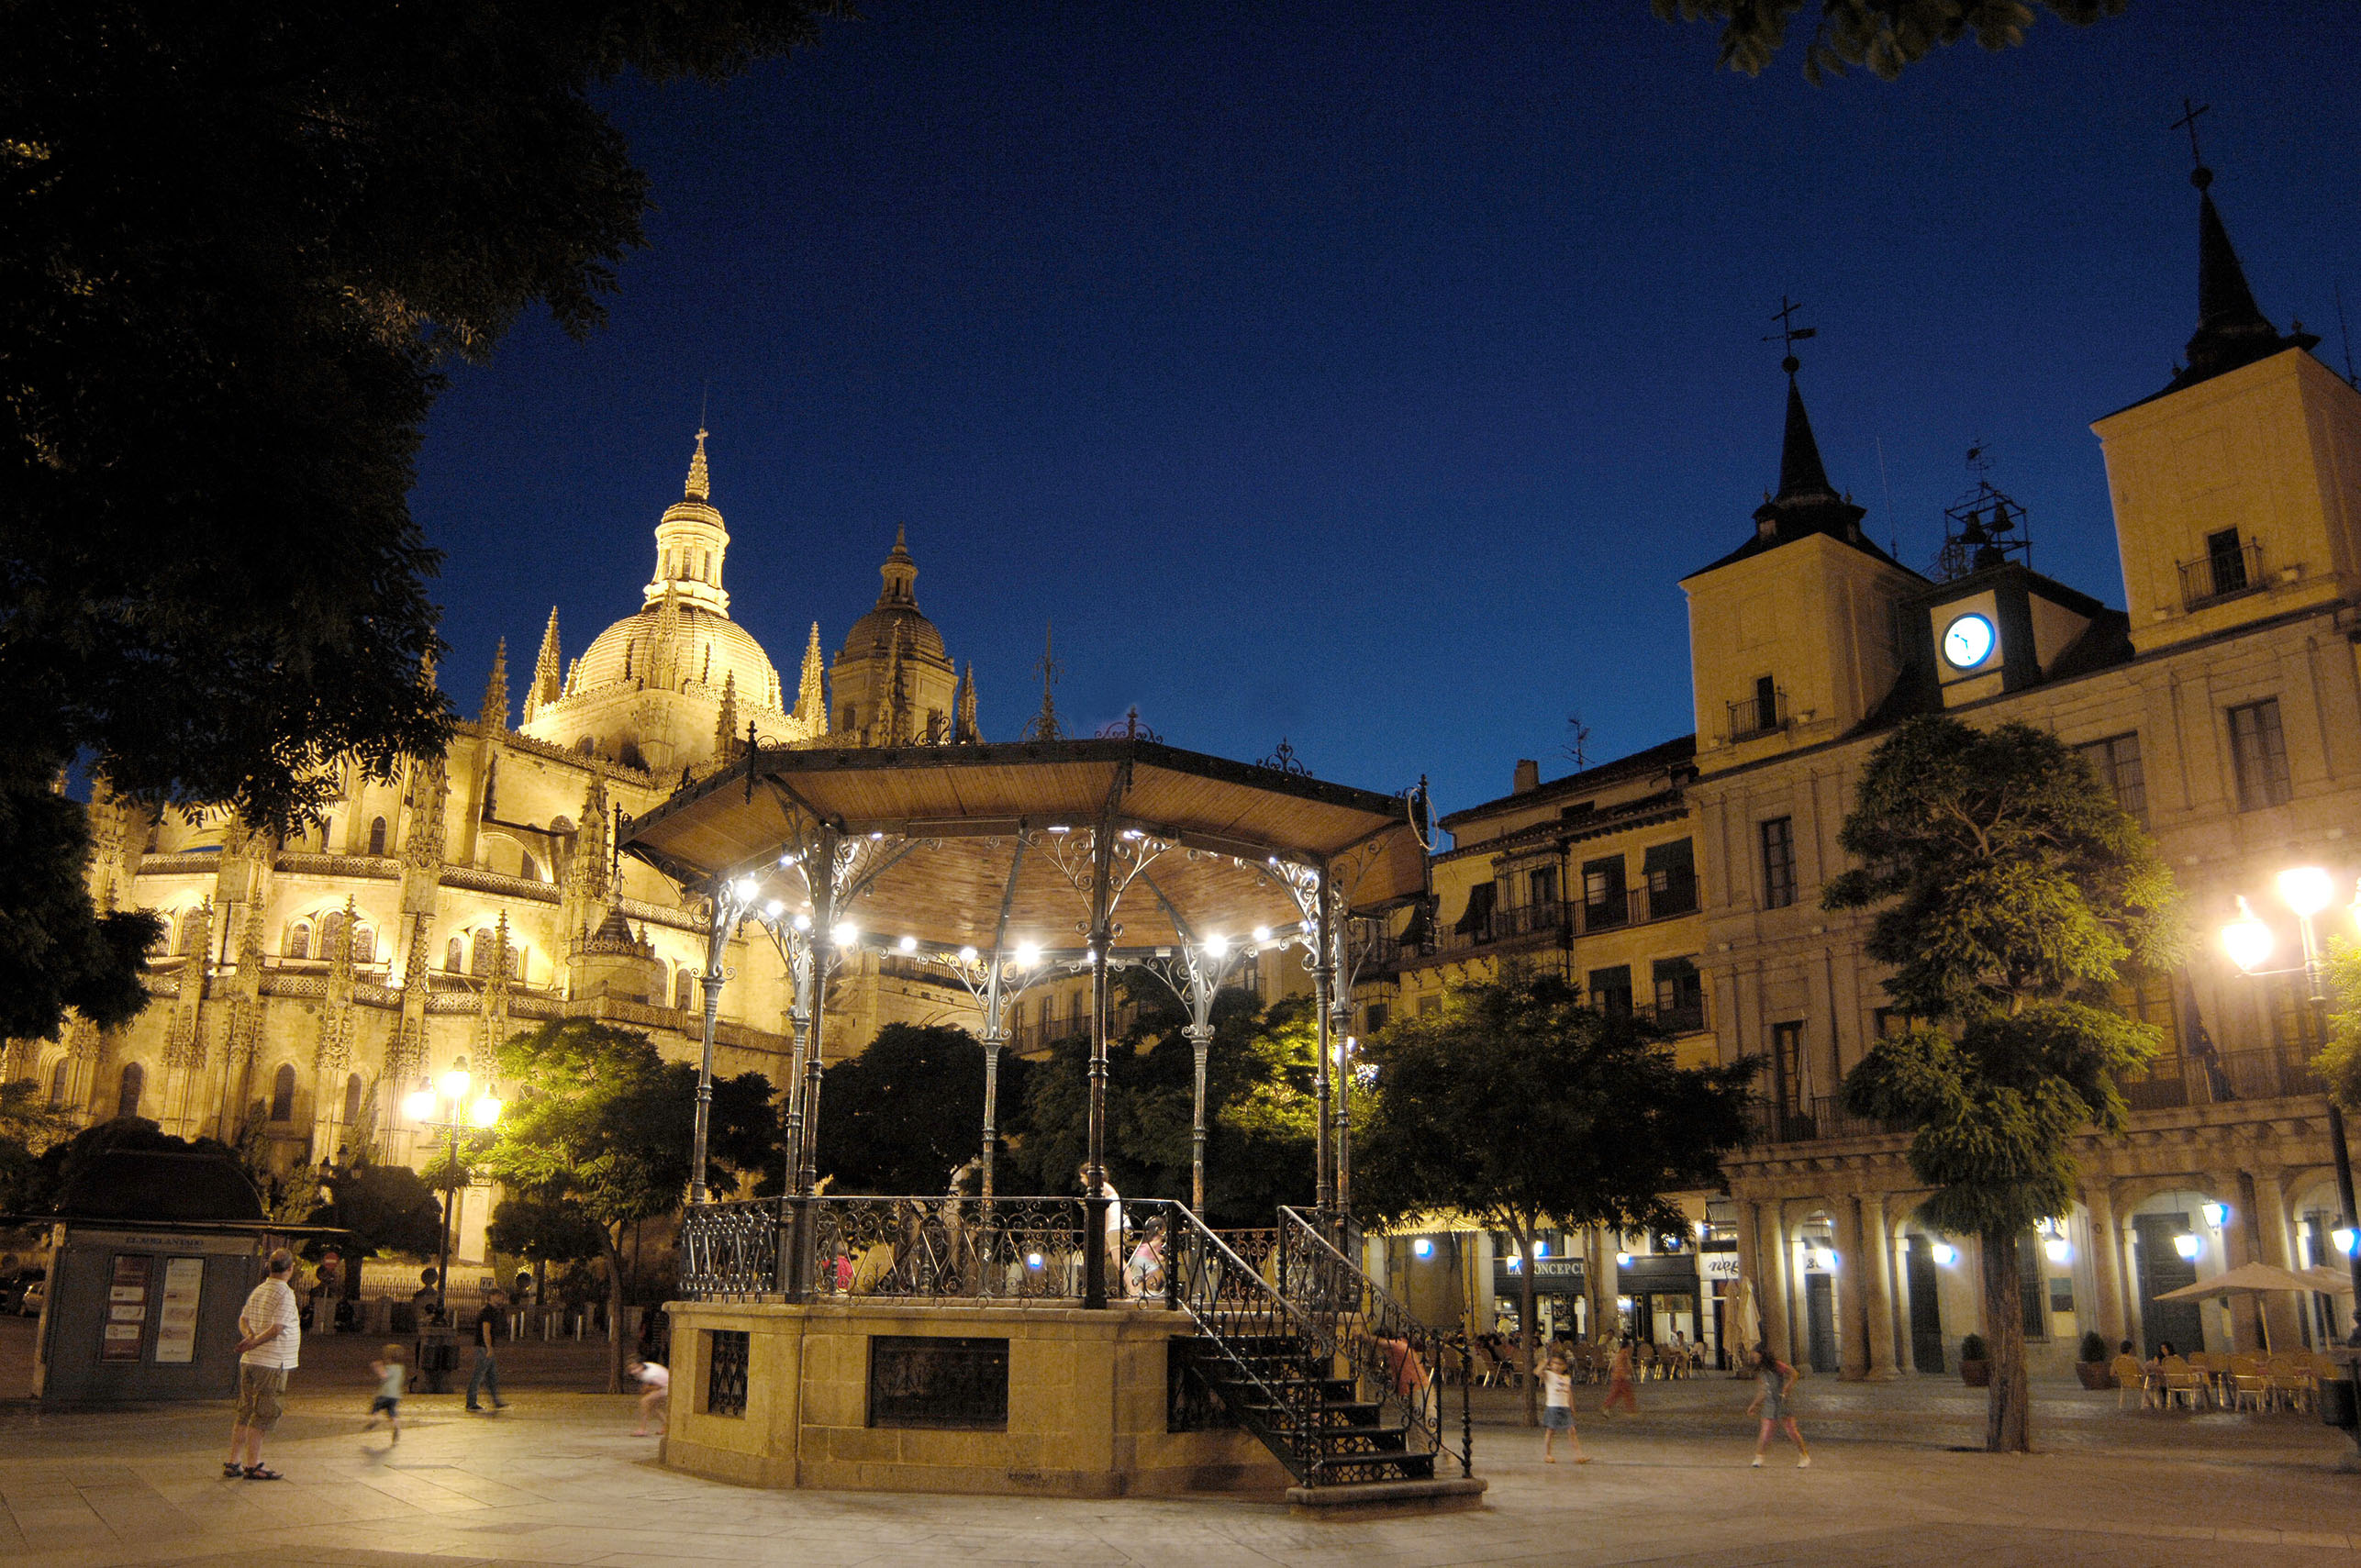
836,526 -> 949,670
572,600 -> 785,713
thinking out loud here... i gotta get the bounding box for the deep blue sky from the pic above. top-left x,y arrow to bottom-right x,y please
413,2 -> 2360,826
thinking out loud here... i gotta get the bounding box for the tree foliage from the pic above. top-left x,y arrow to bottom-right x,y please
1828,715 -> 2184,1451
1355,969 -> 1757,1421
816,1023 -> 1008,1195
1652,0 -> 2125,83
2321,936 -> 2361,1115
0,0 -> 847,1040
479,1019 -> 774,1388
306,1158 -> 445,1264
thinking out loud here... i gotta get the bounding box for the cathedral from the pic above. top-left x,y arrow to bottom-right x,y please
11,433 -> 1000,1255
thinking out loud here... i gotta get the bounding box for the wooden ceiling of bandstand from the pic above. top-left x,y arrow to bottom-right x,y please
618,738 -> 1430,954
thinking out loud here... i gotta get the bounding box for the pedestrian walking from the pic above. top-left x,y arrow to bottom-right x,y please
1537,1348 -> 1589,1464
1600,1336 -> 1639,1417
629,1357 -> 670,1436
466,1287 -> 510,1411
224,1248 -> 301,1480
364,1343 -> 406,1446
1746,1340 -> 1810,1467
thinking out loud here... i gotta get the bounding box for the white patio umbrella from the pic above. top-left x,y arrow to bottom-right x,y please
2155,1262 -> 2332,1352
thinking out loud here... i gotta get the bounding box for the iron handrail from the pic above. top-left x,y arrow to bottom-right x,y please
1276,1206 -> 1471,1478
1155,1200 -> 1327,1483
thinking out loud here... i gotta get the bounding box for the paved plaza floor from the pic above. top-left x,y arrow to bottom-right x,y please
3,1319 -> 2357,1567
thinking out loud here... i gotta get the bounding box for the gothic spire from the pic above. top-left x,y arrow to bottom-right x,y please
480,639 -> 508,729
1773,368 -> 1836,504
1023,623 -> 1061,741
2169,163 -> 2319,394
524,608 -> 562,723
1744,354 -> 1867,550
796,622 -> 827,732
955,661 -> 978,743
685,427 -> 711,503
714,671 -> 740,759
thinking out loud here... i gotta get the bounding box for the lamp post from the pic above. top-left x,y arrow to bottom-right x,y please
403,1058 -> 503,1317
2219,867 -> 2361,1328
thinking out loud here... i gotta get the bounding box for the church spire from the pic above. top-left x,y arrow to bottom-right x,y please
1022,623 -> 1061,741
713,671 -> 739,760
1743,327 -> 1866,550
2169,162 -> 2319,394
685,427 -> 711,503
1772,367 -> 1836,504
480,639 -> 508,729
954,661 -> 978,743
523,607 -> 562,723
795,622 -> 827,732
877,525 -> 919,608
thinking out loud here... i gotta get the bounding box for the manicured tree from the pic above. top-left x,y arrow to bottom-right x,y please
1829,715 -> 2183,1452
814,1023 -> 995,1195
306,1159 -> 445,1302
481,1019 -> 774,1391
1654,0 -> 2124,82
1357,969 -> 1757,1424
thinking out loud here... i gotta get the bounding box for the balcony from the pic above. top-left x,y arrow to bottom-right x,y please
1750,1048 -> 2327,1147
2177,539 -> 2265,611
1726,688 -> 1787,743
1434,897 -> 1567,953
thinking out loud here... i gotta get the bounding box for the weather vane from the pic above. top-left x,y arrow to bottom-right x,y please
1763,295 -> 1817,373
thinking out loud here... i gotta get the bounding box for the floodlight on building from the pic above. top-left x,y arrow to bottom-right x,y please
1615,1251 -> 1632,1267
1534,1241 -> 1548,1258
1026,1252 -> 1044,1269
1412,1238 -> 1433,1259
2335,1227 -> 2358,1256
2174,1233 -> 2202,1260
2278,866 -> 2335,917
2222,897 -> 2277,973
1930,1242 -> 1958,1266
2200,1202 -> 2228,1229
2044,1238 -> 2073,1265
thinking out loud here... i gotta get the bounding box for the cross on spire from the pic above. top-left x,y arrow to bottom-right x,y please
1762,295 -> 1818,374
2171,97 -> 2211,181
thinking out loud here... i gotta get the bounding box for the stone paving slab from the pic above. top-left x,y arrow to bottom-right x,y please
0,1373 -> 2355,1567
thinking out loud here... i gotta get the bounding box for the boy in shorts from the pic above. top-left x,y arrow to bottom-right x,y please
364,1343 -> 406,1445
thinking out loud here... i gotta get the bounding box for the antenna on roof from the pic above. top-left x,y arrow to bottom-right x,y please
2337,282 -> 2358,389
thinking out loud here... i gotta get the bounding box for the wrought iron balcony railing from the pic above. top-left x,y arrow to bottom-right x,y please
1726,687 -> 1787,742
2178,539 -> 2265,610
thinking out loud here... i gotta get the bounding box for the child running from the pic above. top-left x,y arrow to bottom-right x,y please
1746,1340 -> 1810,1468
1538,1348 -> 1588,1464
363,1343 -> 406,1446
629,1357 -> 670,1437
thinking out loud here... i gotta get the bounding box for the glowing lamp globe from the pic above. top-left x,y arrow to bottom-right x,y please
2221,898 -> 2276,973
469,1094 -> 503,1129
402,1088 -> 436,1122
440,1066 -> 472,1102
2278,865 -> 2335,918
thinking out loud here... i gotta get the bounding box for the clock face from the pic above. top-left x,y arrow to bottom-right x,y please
1942,612 -> 1996,670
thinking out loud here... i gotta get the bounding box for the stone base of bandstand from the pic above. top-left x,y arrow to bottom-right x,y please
663,1298 -> 1295,1501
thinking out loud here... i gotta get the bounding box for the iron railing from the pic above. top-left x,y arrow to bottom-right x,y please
678,1197 -> 782,1297
1276,1207 -> 1471,1480
1727,687 -> 1787,742
2178,539 -> 2264,610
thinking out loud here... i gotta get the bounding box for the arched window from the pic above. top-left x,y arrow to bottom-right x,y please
508,943 -> 525,983
319,910 -> 343,958
270,1063 -> 296,1122
48,1057 -> 70,1108
576,736 -> 596,755
343,1073 -> 364,1126
116,1062 -> 143,1119
520,851 -> 540,882
351,925 -> 375,965
444,936 -> 464,973
368,817 -> 388,856
175,912 -> 198,956
674,968 -> 696,1011
284,921 -> 311,961
471,930 -> 493,977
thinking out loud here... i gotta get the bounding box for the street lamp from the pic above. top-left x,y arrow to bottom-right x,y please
2220,865 -> 2361,1334
404,1057 -> 503,1318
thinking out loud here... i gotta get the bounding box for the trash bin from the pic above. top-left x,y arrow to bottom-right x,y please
2322,1373 -> 2357,1430
417,1327 -> 458,1395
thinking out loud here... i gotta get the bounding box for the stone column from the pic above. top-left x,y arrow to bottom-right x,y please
1860,1191 -> 1899,1379
1733,1199 -> 1764,1366
2211,1171 -> 2256,1353
2248,1170 -> 2301,1352
1762,1203 -> 1795,1366
1833,1197 -> 1870,1379
2082,1183 -> 2125,1351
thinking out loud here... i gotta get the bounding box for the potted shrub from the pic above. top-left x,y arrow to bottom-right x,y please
2075,1329 -> 2113,1389
1958,1332 -> 1991,1387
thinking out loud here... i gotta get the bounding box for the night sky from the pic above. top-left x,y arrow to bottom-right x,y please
412,3 -> 2360,828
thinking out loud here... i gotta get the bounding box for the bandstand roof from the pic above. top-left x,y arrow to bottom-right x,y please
618,738 -> 1430,956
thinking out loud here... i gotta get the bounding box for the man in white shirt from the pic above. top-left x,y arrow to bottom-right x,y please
225,1248 -> 301,1479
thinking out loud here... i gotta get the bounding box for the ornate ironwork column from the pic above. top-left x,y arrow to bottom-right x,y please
1183,1022 -> 1216,1213
1310,862 -> 1334,1219
1083,823 -> 1116,1310
797,826 -> 841,1200
689,877 -> 751,1206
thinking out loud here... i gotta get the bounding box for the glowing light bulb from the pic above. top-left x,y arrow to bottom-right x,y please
831,922 -> 859,949
1930,1242 -> 1958,1266
2334,1227 -> 2357,1256
764,899 -> 785,920
2200,1201 -> 2227,1229
731,875 -> 758,902
402,1088 -> 435,1123
1204,933 -> 1229,958
470,1094 -> 503,1129
1014,942 -> 1041,968
1252,927 -> 1271,943
2279,865 -> 2335,918
2222,897 -> 2276,973
897,935 -> 918,954
2174,1233 -> 2202,1260
792,913 -> 811,932
440,1066 -> 471,1102
958,946 -> 978,963
1412,1238 -> 1433,1258
1615,1251 -> 1632,1267
2044,1238 -> 2072,1265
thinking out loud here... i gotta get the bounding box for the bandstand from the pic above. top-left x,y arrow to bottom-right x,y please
621,736 -> 1486,1510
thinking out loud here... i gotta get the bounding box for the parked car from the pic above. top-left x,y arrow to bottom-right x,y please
7,1269 -> 47,1317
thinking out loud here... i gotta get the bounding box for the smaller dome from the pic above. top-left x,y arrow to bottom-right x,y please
836,525 -> 950,669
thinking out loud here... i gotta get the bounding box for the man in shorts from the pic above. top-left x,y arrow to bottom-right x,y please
227,1249 -> 302,1480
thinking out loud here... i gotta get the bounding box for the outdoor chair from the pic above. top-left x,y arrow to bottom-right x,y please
2269,1370 -> 2313,1413
2109,1354 -> 2147,1408
2230,1373 -> 2269,1413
